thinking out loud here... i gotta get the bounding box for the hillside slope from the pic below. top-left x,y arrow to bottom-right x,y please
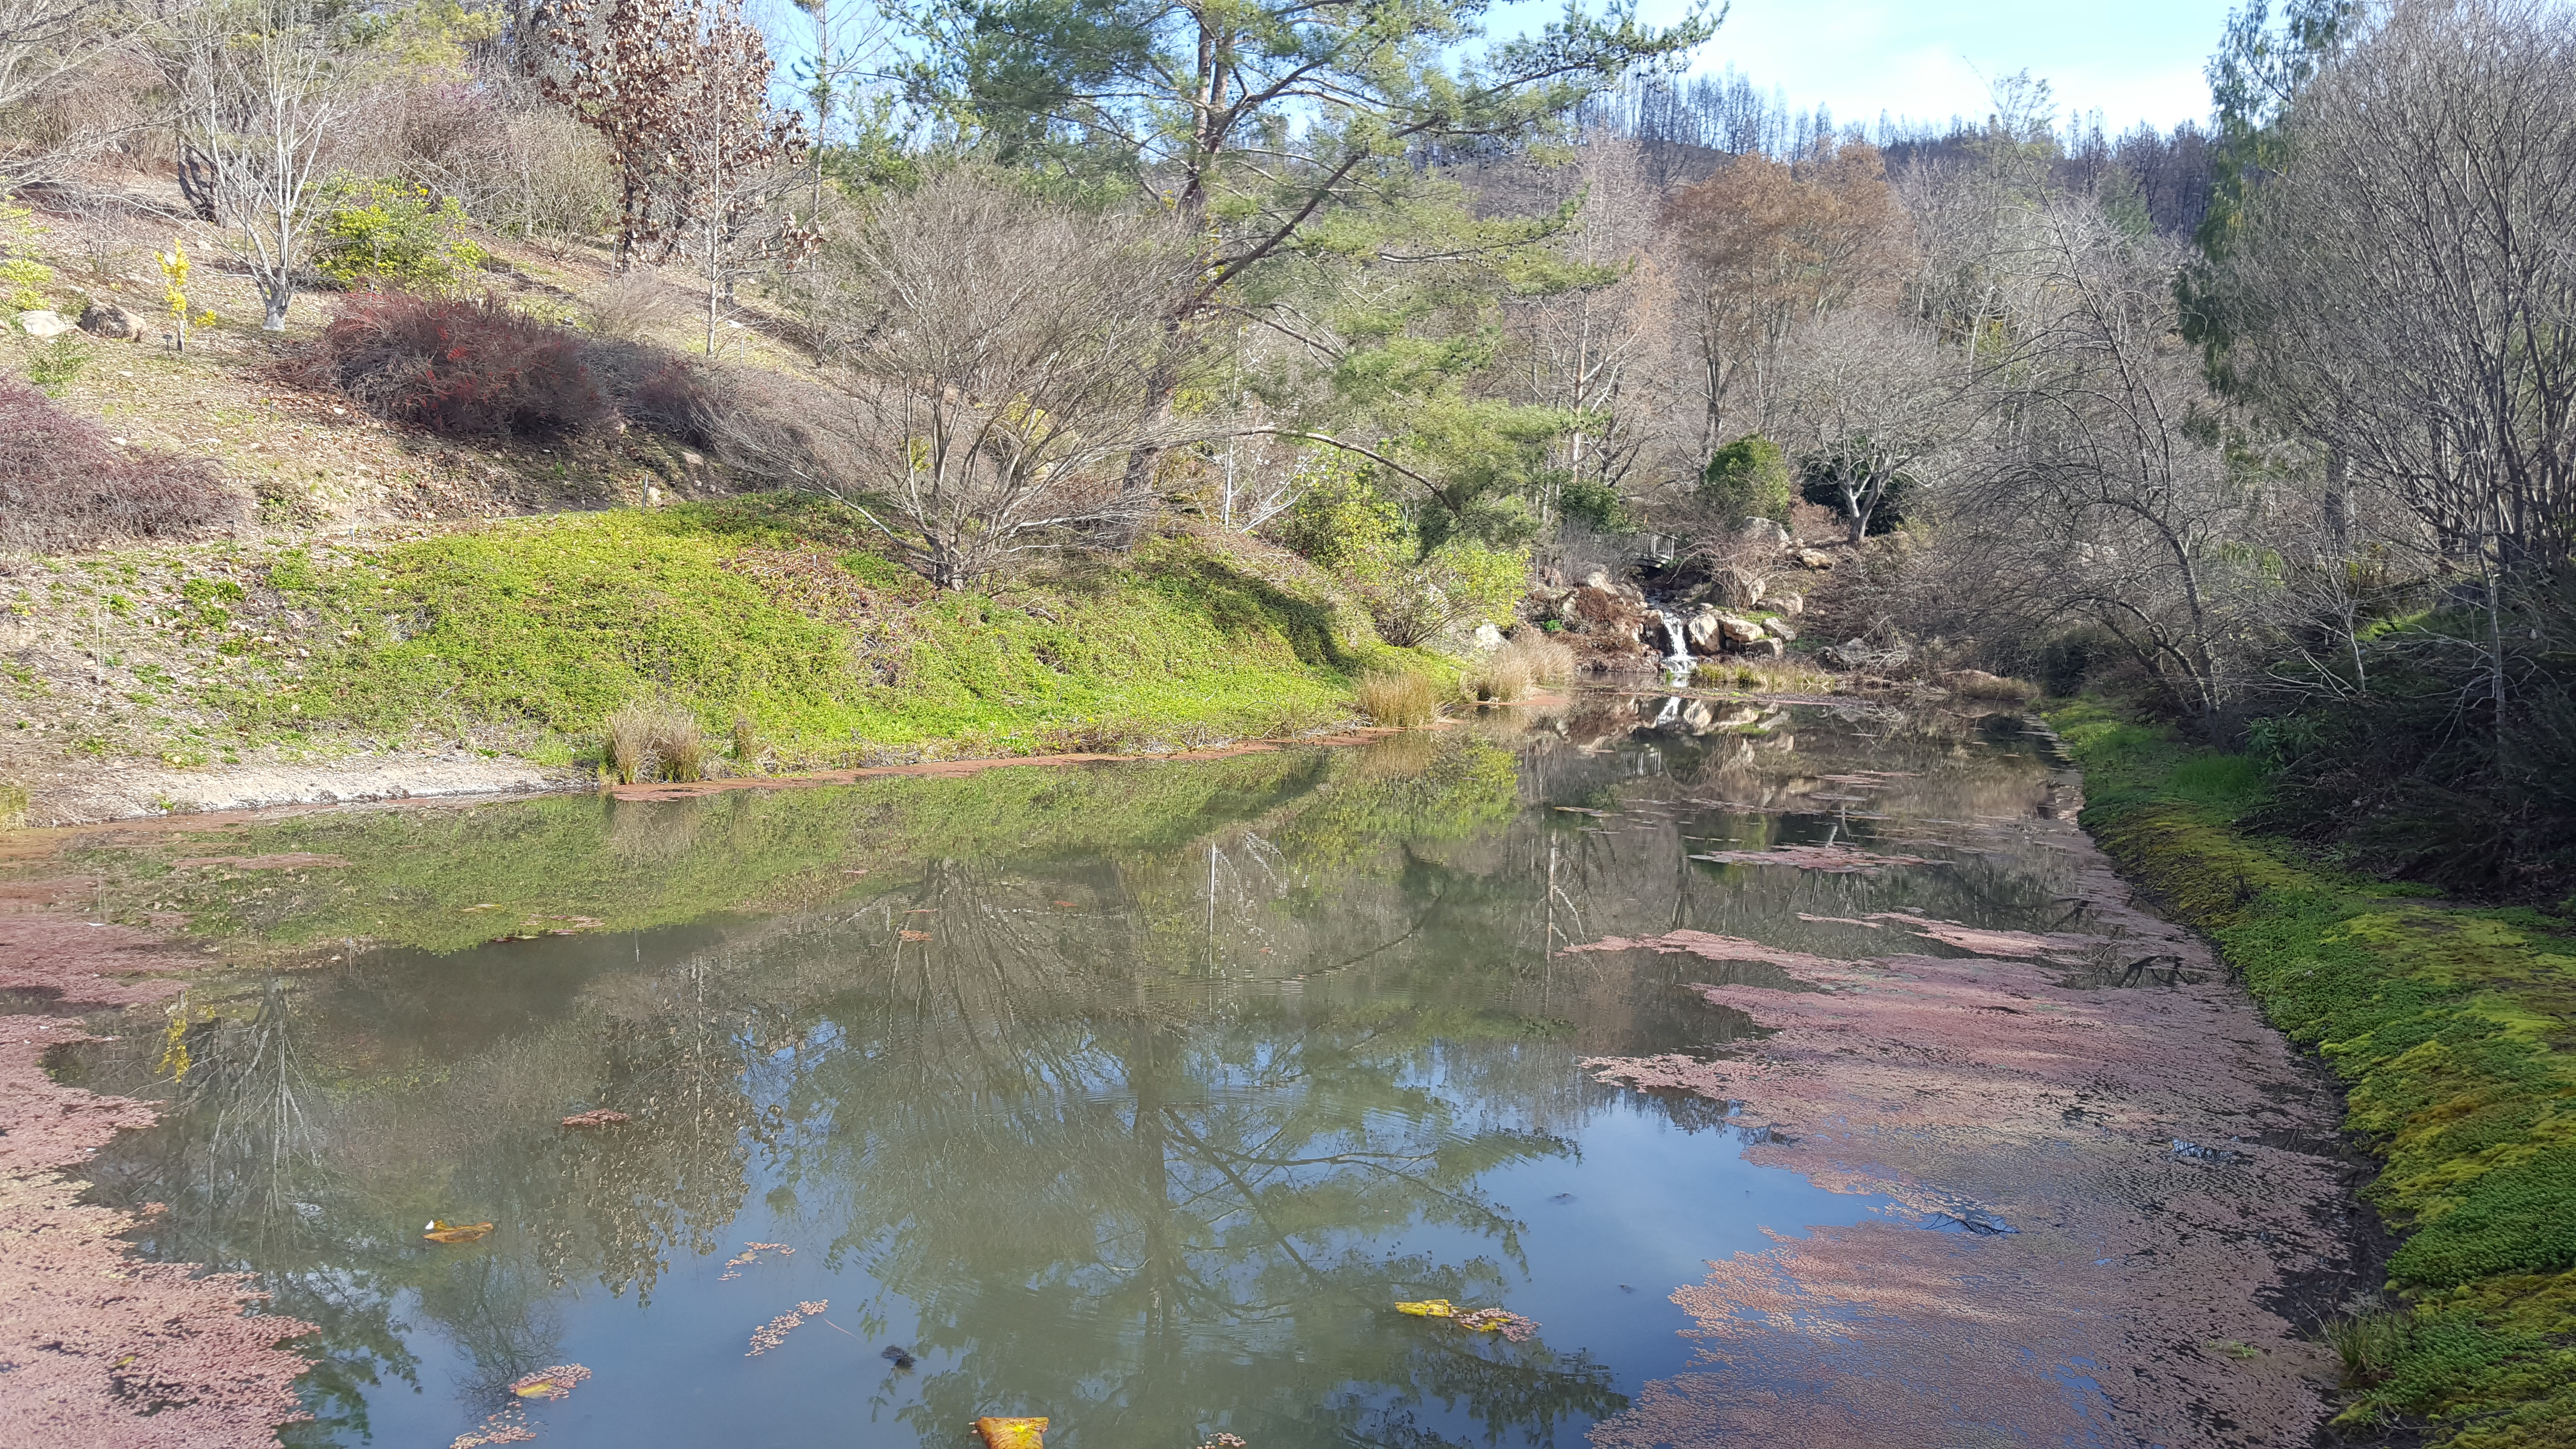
0,496 -> 1439,824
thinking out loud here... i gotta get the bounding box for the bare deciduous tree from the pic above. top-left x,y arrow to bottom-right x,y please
1946,204 -> 2277,735
2220,0 -> 2576,726
665,0 -> 809,353
0,0 -> 127,185
1663,142 -> 1910,451
175,0 -> 342,330
1778,307 -> 1960,543
799,176 -> 1214,590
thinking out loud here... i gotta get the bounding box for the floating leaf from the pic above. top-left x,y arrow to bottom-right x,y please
975,1417 -> 1049,1449
1395,1299 -> 1456,1318
424,1220 -> 496,1243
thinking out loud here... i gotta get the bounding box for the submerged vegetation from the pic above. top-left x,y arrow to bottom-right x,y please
2050,699 -> 2576,1445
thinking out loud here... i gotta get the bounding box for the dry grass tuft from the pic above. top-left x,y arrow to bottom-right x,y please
603,698 -> 707,783
1500,630 -> 1576,686
0,781 -> 27,830
1355,670 -> 1441,727
1466,656 -> 1533,702
731,714 -> 758,762
1939,668 -> 2040,704
1466,632 -> 1576,703
1694,654 -> 1840,695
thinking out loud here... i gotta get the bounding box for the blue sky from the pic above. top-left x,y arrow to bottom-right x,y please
1495,0 -> 2241,133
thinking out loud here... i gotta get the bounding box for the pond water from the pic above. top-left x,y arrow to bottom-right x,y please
60,695 -> 2098,1449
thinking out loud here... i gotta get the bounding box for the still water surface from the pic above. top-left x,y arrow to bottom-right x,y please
64,696 -> 2079,1449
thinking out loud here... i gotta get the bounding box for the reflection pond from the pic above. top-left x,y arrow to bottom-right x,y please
63,696 -> 2086,1449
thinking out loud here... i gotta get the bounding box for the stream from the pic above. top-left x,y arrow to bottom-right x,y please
47,693 -> 2362,1449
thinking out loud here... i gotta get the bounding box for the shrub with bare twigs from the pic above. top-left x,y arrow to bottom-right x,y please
0,378 -> 244,554
298,292 -> 612,438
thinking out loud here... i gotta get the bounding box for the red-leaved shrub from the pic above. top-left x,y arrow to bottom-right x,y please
305,292 -> 611,437
0,378 -> 246,554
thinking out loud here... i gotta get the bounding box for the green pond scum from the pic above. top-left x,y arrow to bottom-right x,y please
2047,698 -> 2576,1447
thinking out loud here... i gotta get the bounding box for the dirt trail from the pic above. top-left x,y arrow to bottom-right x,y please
1578,776 -> 2369,1448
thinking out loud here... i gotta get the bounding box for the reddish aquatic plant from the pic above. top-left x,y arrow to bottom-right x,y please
1576,821 -> 2360,1448
0,1018 -> 317,1449
506,1364 -> 592,1401
718,1240 -> 793,1280
745,1300 -> 828,1356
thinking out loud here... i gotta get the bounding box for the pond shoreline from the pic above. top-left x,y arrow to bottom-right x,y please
1576,729 -> 2372,1448
0,879 -> 316,1449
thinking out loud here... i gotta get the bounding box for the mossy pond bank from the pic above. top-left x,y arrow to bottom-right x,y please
17,694 -> 2370,1448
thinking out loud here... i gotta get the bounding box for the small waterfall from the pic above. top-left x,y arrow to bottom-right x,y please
1653,608 -> 1694,685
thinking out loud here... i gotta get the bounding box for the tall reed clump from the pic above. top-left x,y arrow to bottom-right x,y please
1468,632 -> 1577,703
1467,656 -> 1533,703
603,698 -> 707,784
0,781 -> 28,830
1355,670 -> 1440,727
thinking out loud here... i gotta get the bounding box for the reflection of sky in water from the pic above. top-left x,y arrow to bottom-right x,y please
65,702 -> 2065,1449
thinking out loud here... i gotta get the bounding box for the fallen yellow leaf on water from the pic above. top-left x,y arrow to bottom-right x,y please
975,1417 -> 1047,1449
506,1364 -> 589,1401
1395,1299 -> 1456,1318
424,1220 -> 496,1244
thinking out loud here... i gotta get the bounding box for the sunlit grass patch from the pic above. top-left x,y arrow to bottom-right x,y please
212,498 -> 1442,765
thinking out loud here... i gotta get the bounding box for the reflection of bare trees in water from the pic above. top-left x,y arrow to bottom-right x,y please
776,923 -> 1610,1449
178,977 -> 320,1224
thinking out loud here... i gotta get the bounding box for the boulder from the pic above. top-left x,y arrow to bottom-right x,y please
1763,617 -> 1797,643
1712,566 -> 1765,610
1774,592 -> 1805,617
1716,613 -> 1765,644
1579,568 -> 1613,591
1794,548 -> 1836,570
1471,622 -> 1507,652
16,309 -> 74,339
1737,517 -> 1793,551
77,302 -> 144,340
1754,637 -> 1786,658
1686,607 -> 1727,653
